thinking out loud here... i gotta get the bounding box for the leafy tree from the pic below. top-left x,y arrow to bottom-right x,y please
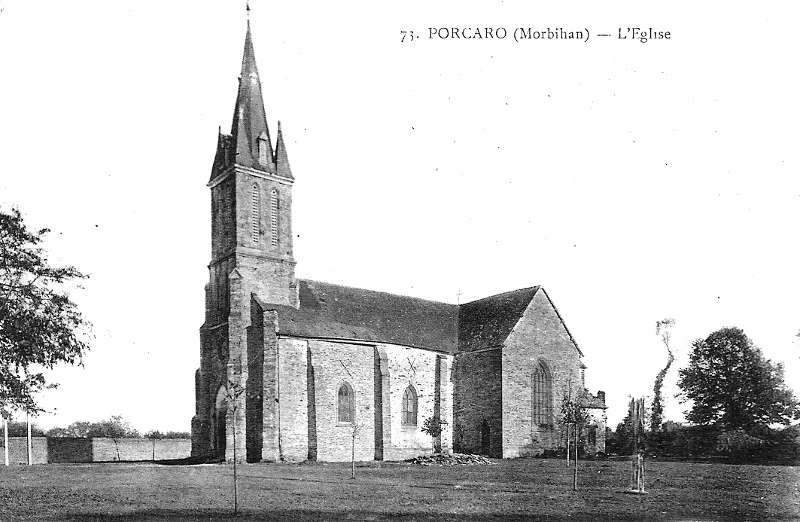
163,431 -> 190,439
88,415 -> 139,461
87,415 -> 139,439
0,207 -> 91,412
421,415 -> 444,454
145,430 -> 164,461
46,421 -> 93,438
46,417 -> 140,439
5,420 -> 45,437
678,327 -> 800,433
559,387 -> 589,490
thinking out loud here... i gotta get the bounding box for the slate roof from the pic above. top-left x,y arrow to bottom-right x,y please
457,287 -> 540,352
256,280 -> 581,356
256,280 -> 460,353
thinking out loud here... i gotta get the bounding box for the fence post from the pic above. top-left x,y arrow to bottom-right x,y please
26,411 -> 32,465
3,416 -> 8,466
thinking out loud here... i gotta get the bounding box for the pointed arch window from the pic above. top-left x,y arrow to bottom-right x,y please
532,361 -> 553,426
251,184 -> 260,243
258,132 -> 269,166
269,189 -> 279,247
337,382 -> 354,423
401,385 -> 418,426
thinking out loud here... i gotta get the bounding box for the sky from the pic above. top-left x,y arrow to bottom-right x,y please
0,1 -> 798,434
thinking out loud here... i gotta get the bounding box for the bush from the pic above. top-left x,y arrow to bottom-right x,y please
4,421 -> 45,437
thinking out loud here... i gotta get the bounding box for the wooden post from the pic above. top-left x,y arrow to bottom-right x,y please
629,397 -> 646,494
566,425 -> 570,467
573,422 -> 578,491
26,411 -> 32,466
351,428 -> 356,480
3,415 -> 8,466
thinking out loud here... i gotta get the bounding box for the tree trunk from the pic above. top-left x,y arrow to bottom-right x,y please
3,416 -> 9,466
26,412 -> 32,465
233,418 -> 238,514
351,429 -> 356,480
573,424 -> 578,491
566,425 -> 570,467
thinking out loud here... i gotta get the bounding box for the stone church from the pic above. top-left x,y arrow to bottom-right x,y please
191,24 -> 606,463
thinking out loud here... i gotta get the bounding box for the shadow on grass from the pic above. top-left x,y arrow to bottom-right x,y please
57,509 -> 647,522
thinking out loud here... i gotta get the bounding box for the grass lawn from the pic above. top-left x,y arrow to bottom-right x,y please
0,457 -> 798,521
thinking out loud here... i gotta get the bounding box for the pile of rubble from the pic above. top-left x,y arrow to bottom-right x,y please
407,453 -> 494,466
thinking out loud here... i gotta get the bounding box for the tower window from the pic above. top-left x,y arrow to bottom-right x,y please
258,132 -> 269,166
270,189 -> 279,247
251,184 -> 259,243
338,382 -> 354,423
401,385 -> 418,426
532,361 -> 553,426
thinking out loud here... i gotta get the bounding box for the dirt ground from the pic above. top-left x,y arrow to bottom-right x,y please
0,457 -> 797,521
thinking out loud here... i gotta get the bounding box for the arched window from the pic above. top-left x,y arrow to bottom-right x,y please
532,361 -> 553,426
269,189 -> 279,247
251,184 -> 259,243
401,385 -> 417,426
258,132 -> 269,165
337,382 -> 354,423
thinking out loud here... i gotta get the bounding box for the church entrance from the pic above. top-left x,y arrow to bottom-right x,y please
213,386 -> 227,459
480,420 -> 490,456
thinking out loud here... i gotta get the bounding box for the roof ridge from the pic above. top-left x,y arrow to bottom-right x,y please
298,278 -> 458,307
459,285 -> 540,307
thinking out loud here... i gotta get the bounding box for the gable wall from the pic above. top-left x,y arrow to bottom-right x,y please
502,291 -> 583,458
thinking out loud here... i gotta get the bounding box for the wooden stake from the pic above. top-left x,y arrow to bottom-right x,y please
3,416 -> 8,466
26,411 -> 32,465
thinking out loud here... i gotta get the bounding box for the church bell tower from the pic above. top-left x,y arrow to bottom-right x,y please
194,20 -> 298,461
206,21 -> 297,321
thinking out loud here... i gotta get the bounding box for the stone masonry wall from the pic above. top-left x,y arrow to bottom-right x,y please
502,290 -> 583,458
453,349 -> 502,457
277,338 -> 309,461
380,344 -> 453,461
1,438 -> 190,464
586,407 -> 607,455
193,323 -> 230,458
308,340 -> 375,462
225,268 -> 248,463
1,437 -> 48,465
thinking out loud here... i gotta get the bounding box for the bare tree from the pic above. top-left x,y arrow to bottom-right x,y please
350,422 -> 362,480
225,358 -> 246,514
560,385 -> 589,491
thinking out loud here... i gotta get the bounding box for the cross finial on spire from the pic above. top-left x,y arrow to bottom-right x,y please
246,0 -> 250,20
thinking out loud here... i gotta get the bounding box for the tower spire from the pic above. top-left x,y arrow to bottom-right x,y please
275,121 -> 294,180
229,18 -> 274,172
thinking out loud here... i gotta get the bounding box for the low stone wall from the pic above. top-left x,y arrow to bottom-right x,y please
90,438 -> 191,462
0,437 -> 191,464
1,437 -> 48,465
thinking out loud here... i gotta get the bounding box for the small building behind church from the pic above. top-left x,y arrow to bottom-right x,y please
191,23 -> 606,463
